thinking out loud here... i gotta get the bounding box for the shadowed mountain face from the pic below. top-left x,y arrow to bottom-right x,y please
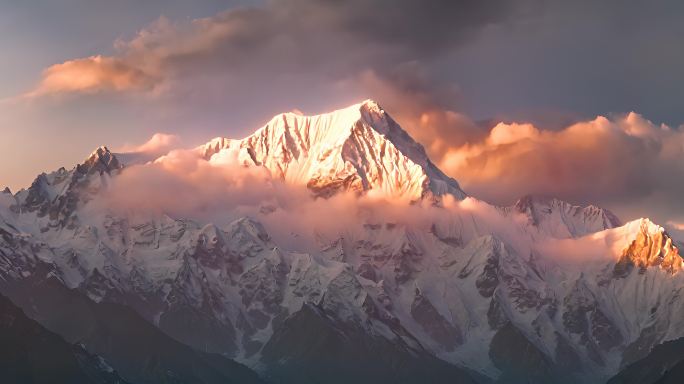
1,100 -> 683,384
0,270 -> 264,384
0,292 -> 128,384
260,304 -> 481,384
608,337 -> 684,384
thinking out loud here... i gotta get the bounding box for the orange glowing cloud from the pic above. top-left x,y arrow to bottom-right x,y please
436,112 -> 684,207
26,55 -> 156,97
356,69 -> 485,159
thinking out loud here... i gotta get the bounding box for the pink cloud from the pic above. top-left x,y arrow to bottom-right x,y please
667,221 -> 684,231
119,133 -> 181,155
435,113 -> 684,214
25,56 -> 156,97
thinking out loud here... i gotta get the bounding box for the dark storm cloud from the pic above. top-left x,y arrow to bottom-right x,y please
285,0 -> 512,54
448,0 -> 684,125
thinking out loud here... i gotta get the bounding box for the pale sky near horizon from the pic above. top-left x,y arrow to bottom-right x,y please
1,0 -> 684,236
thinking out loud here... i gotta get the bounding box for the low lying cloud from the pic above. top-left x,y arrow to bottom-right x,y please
104,149 -> 278,215
94,141 -> 535,253
97,148 -> 403,249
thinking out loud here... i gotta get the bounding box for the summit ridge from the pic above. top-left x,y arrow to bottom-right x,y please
198,99 -> 466,200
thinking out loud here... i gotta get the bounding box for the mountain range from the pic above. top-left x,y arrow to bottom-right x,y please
1,100 -> 682,383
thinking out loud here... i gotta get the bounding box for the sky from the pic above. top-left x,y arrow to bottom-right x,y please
1,0 -> 684,235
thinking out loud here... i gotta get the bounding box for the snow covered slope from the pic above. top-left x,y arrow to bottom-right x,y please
1,100 -> 682,384
508,195 -> 622,238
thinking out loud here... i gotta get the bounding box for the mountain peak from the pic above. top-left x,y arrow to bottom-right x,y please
281,98 -> 380,117
86,145 -> 111,159
199,100 -> 466,200
79,146 -> 122,175
614,218 -> 682,276
259,99 -> 385,144
359,98 -> 381,107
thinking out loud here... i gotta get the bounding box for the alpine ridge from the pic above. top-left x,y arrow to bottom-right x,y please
509,194 -> 622,238
0,100 -> 682,384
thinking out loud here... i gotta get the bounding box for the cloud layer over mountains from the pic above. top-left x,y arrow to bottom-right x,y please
5,0 -> 684,237
99,143 -> 475,252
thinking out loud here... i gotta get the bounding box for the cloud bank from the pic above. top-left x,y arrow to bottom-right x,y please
97,145 -> 476,251
23,0 -> 510,98
439,112 -> 681,202
432,112 -> 684,235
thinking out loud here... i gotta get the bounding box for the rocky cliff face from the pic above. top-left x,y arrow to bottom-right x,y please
614,219 -> 682,276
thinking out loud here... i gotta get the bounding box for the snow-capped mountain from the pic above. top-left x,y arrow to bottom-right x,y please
0,100 -> 682,384
197,100 -> 466,200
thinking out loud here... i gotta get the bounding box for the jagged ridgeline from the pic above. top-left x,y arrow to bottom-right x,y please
0,100 -> 682,384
